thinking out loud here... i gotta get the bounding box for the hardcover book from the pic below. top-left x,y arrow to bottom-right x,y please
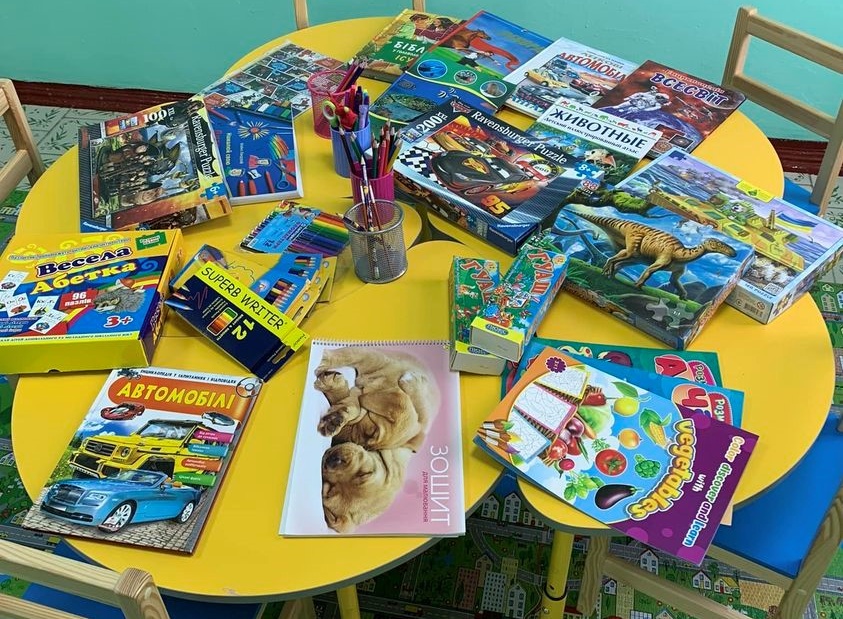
476,347 -> 758,564
280,339 -> 464,536
78,96 -> 231,232
369,11 -> 552,132
22,367 -> 262,554
393,100 -> 603,254
351,10 -> 462,82
504,36 -> 639,117
526,97 -> 662,186
613,148 -> 843,323
592,60 -> 746,157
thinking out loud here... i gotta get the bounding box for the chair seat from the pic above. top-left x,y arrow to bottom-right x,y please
783,178 -> 821,215
713,415 -> 843,579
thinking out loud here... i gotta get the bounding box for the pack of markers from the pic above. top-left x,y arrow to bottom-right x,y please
239,200 -> 349,257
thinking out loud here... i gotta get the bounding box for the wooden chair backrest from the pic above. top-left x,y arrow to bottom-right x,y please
722,6 -> 843,215
0,538 -> 171,619
292,0 -> 427,31
0,79 -> 46,202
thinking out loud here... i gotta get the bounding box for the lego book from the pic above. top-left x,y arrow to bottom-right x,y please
592,60 -> 746,157
614,148 -> 843,323
369,11 -> 552,132
280,339 -> 464,536
351,10 -> 462,82
21,367 -> 263,554
548,197 -> 755,349
475,347 -> 758,565
78,96 -> 231,232
504,35 -> 639,117
394,100 -> 604,254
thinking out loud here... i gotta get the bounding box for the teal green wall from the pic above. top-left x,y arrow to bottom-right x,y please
1,0 -> 840,139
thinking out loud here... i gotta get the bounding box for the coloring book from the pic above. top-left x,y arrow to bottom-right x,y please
281,340 -> 464,536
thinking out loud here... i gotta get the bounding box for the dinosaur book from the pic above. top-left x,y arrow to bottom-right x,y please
548,197 -> 755,349
614,148 -> 843,323
393,99 -> 604,254
368,10 -> 552,133
78,96 -> 232,233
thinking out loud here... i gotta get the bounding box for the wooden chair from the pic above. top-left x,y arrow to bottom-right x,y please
292,0 -> 426,30
577,415 -> 843,619
722,6 -> 843,216
0,79 -> 45,202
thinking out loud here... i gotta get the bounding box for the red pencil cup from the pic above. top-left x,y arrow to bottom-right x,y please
306,70 -> 353,139
351,170 -> 395,204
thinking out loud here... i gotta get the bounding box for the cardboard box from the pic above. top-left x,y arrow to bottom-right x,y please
449,257 -> 505,375
0,230 -> 183,373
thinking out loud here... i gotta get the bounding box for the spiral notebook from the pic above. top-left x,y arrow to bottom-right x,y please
280,339 -> 465,536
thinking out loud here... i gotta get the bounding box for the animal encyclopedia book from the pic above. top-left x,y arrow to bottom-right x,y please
22,367 -> 262,554
476,347 -> 757,564
280,340 -> 464,537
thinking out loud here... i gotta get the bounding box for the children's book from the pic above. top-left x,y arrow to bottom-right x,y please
200,41 -> 344,123
239,200 -> 350,257
352,10 -> 463,82
504,35 -> 639,117
280,339 -> 464,536
592,60 -> 746,157
547,198 -> 755,349
526,97 -> 662,186
78,96 -> 231,232
206,106 -> 302,204
21,367 -> 263,554
369,11 -> 552,132
393,99 -> 603,254
475,347 -> 758,564
614,148 -> 843,323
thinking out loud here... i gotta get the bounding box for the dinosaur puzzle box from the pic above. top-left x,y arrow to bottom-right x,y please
614,149 -> 843,323
0,231 -> 183,374
549,198 -> 755,349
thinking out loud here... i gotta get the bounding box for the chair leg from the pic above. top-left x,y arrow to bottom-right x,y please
577,534 -> 610,616
336,585 -> 360,619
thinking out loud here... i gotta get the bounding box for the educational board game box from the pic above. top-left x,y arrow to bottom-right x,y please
449,257 -> 504,375
351,10 -> 462,82
614,148 -> 843,323
0,231 -> 182,374
22,366 -> 262,554
526,97 -> 662,186
369,11 -> 551,133
475,347 -> 758,564
592,60 -> 746,157
548,198 -> 755,349
504,35 -> 639,117
393,100 -> 604,254
78,96 -> 232,233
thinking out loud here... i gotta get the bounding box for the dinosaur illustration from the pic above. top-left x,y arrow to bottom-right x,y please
440,28 -> 521,70
571,207 -> 738,299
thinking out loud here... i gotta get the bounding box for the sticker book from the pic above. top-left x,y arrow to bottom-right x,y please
393,100 -> 604,254
0,231 -> 182,374
369,11 -> 551,132
504,35 -> 639,117
78,97 -> 231,232
281,340 -> 464,536
592,60 -> 746,157
615,148 -> 843,323
351,10 -> 463,82
548,199 -> 755,349
22,366 -> 262,554
475,347 -> 758,564
526,97 -> 662,186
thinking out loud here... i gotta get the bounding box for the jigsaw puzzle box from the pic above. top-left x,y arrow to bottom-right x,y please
0,231 -> 183,374
394,100 -> 603,254
614,148 -> 843,324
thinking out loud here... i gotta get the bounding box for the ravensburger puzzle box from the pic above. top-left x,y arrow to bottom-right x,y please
0,231 -> 182,373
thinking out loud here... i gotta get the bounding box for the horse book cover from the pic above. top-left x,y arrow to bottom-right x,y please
476,347 -> 758,564
280,340 -> 464,536
22,367 -> 262,554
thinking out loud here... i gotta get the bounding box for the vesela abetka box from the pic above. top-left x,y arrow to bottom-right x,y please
0,231 -> 183,373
